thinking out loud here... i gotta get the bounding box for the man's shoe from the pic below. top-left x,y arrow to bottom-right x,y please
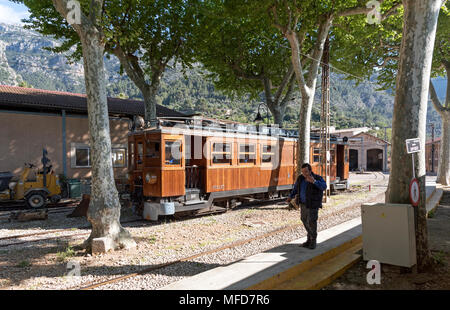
307,241 -> 316,249
300,240 -> 311,247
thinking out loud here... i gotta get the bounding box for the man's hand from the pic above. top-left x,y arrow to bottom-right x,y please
306,174 -> 315,183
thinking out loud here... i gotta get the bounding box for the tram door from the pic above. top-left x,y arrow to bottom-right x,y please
185,135 -> 205,190
336,144 -> 345,180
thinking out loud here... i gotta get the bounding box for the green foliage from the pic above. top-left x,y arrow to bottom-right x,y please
18,80 -> 33,88
330,1 -> 449,90
16,260 -> 32,268
432,251 -> 447,266
56,245 -> 76,262
193,0 -> 291,99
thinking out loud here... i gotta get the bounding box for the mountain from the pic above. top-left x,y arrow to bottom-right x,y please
0,22 -> 446,138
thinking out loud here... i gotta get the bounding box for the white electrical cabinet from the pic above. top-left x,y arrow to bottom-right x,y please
361,203 -> 416,267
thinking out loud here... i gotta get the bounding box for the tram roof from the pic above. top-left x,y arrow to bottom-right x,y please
129,116 -> 349,144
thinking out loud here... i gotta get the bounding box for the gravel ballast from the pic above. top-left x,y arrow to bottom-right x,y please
0,174 -> 387,290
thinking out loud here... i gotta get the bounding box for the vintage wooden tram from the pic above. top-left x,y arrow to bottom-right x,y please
127,117 -> 349,220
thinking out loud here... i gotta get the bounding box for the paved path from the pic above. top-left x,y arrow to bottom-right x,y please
427,190 -> 450,253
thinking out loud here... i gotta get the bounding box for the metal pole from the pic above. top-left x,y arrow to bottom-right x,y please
384,127 -> 387,168
431,123 -> 435,173
320,36 -> 330,201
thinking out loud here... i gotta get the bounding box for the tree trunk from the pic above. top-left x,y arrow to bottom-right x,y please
437,113 -> 450,185
296,94 -> 314,173
284,20 -> 331,175
142,84 -> 158,127
272,108 -> 283,127
386,0 -> 443,271
112,46 -> 160,127
80,33 -> 136,253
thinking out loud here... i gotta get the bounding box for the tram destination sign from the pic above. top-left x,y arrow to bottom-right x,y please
405,138 -> 421,154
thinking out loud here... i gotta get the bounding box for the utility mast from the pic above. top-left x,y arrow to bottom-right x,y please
320,36 -> 331,201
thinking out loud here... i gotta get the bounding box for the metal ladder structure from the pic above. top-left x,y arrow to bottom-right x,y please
320,37 -> 331,202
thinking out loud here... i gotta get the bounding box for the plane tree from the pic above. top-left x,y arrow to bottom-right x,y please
428,6 -> 450,186
16,0 -> 137,253
332,0 -> 446,270
331,2 -> 449,186
193,1 -> 296,127
264,0 -> 403,171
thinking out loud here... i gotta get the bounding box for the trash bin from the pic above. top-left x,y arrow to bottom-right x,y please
67,179 -> 81,199
80,179 -> 91,195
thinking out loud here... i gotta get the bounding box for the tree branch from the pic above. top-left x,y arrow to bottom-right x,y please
112,44 -> 149,93
381,1 -> 402,21
228,60 -> 264,81
376,56 -> 399,68
51,0 -> 103,38
306,16 -> 332,89
280,73 -> 296,108
269,4 -> 288,34
429,79 -> 445,115
263,76 -> 274,108
274,64 -> 294,103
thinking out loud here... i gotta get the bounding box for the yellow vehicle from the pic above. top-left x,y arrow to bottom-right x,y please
0,149 -> 61,208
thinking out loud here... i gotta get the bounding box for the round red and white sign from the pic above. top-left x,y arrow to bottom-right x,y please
409,178 -> 420,207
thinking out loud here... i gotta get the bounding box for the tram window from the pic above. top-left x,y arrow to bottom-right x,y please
129,142 -> 134,168
112,148 -> 126,167
330,150 -> 335,163
239,143 -> 256,164
212,143 -> 232,164
313,148 -> 320,163
213,143 -> 231,153
165,140 -> 182,165
137,142 -> 144,164
345,149 -> 348,162
146,141 -> 160,158
262,144 -> 275,163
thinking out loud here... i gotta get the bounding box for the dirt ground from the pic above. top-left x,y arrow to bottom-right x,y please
324,250 -> 450,290
324,189 -> 450,290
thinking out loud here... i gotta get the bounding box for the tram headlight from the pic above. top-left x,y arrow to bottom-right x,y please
145,173 -> 157,184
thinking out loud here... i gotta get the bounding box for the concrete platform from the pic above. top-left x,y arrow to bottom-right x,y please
160,183 -> 440,290
427,190 -> 450,253
160,218 -> 362,290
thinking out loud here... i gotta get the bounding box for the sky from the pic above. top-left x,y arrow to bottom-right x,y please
0,0 -> 30,25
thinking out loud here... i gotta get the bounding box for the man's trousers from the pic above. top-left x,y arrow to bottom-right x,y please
300,203 -> 319,242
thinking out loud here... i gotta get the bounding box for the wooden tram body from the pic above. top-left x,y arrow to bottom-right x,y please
127,118 -> 349,220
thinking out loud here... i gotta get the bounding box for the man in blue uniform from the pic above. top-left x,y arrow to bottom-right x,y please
287,163 -> 327,249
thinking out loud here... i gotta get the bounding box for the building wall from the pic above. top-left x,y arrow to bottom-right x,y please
0,112 -> 62,177
0,111 -> 130,180
345,133 -> 389,172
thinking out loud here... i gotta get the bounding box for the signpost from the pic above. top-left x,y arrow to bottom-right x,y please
405,138 -> 421,179
405,138 -> 421,154
409,178 -> 420,207
405,138 -> 421,235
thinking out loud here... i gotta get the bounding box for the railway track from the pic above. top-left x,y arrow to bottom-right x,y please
0,172 -> 388,247
0,197 -> 286,247
0,200 -> 78,218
